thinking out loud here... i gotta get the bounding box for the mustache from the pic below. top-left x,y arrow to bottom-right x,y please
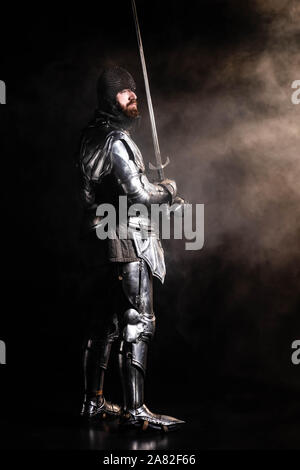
127,99 -> 138,107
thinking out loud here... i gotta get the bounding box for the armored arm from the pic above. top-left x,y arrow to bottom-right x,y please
111,140 -> 177,207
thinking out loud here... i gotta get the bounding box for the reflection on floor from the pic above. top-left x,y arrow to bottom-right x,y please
1,389 -> 300,450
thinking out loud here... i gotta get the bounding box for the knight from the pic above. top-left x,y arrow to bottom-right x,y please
78,66 -> 185,431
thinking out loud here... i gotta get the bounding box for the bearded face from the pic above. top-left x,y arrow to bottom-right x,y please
116,89 -> 140,119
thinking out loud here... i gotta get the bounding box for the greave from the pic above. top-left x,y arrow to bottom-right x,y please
82,338 -> 112,400
119,339 -> 147,411
118,338 -> 185,430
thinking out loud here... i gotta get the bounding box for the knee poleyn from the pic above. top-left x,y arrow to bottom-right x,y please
122,308 -> 155,343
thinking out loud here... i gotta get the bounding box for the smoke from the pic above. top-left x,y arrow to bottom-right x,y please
133,0 -> 300,389
144,0 -> 300,272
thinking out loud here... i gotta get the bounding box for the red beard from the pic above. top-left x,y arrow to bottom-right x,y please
121,100 -> 140,119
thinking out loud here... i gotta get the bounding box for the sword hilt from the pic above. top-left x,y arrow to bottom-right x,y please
148,156 -> 170,171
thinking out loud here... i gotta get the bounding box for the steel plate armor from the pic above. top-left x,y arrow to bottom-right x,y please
79,66 -> 184,431
79,128 -> 176,281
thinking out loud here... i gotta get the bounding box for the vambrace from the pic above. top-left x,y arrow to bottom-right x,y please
111,140 -> 177,206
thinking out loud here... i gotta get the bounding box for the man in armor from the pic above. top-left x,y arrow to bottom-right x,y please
78,66 -> 185,431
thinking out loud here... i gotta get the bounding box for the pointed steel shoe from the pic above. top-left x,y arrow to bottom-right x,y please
121,404 -> 185,432
81,396 -> 121,420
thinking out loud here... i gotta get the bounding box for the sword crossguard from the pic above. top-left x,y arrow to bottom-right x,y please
149,156 -> 170,171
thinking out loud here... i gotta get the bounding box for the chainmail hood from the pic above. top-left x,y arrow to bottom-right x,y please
96,66 -> 138,130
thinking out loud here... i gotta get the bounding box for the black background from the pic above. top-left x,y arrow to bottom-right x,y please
0,0 -> 300,450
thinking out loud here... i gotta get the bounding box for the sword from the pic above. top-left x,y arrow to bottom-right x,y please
131,0 -> 170,181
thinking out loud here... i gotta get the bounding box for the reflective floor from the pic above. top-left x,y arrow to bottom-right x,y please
1,389 -> 300,450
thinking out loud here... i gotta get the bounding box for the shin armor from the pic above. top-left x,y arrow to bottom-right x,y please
118,260 -> 155,411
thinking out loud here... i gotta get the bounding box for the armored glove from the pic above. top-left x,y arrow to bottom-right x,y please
157,178 -> 177,204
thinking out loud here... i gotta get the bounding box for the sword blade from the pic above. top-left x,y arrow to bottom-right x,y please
131,0 -> 165,181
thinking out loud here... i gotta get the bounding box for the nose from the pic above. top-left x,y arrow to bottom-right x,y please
129,90 -> 137,100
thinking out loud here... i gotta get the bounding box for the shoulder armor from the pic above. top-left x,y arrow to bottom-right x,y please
79,129 -> 144,183
79,129 -> 115,182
